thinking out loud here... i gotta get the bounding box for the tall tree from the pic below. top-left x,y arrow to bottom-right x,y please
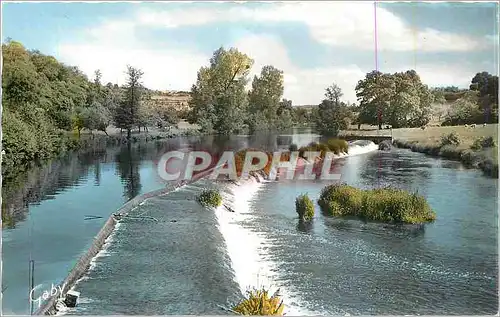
188,47 -> 253,134
469,71 -> 498,123
114,65 -> 144,140
315,84 -> 352,136
247,65 -> 285,132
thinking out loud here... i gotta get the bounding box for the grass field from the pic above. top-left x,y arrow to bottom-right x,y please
392,124 -> 498,149
391,124 -> 498,178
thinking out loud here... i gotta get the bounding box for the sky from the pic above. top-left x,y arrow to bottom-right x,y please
2,1 -> 498,105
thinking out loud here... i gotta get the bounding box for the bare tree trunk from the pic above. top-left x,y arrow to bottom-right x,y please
127,128 -> 131,141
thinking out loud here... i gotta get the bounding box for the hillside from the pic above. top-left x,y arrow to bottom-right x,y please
146,90 -> 191,113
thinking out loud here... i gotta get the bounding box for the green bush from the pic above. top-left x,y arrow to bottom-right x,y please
297,139 -> 349,158
440,132 -> 460,146
471,136 -> 496,151
295,194 -> 315,221
318,184 -> 436,224
233,288 -> 284,316
196,189 -> 223,208
326,138 -> 349,154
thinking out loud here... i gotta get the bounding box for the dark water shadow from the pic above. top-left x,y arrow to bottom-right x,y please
296,219 -> 314,233
322,213 -> 427,239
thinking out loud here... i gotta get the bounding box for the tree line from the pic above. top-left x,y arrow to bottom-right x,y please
2,39 -> 497,178
1,40 -> 180,178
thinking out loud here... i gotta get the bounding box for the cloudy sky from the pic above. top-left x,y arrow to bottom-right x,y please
2,1 -> 498,104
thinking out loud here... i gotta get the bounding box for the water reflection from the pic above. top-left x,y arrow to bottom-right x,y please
296,219 -> 314,233
115,144 -> 142,200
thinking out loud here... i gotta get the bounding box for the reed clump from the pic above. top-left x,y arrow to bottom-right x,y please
232,288 -> 285,316
318,183 -> 436,224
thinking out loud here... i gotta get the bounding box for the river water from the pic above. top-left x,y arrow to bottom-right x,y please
2,129 -> 498,315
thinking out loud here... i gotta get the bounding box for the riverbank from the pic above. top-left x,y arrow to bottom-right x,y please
1,122 -> 201,184
391,124 -> 498,178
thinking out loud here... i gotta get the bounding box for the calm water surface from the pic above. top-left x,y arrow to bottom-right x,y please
2,130 -> 498,315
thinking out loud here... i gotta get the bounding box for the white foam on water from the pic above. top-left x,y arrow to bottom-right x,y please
347,140 -> 379,156
214,174 -> 321,316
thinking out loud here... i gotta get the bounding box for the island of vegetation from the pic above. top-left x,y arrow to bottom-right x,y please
196,189 -> 223,208
317,183 -> 437,224
295,194 -> 315,221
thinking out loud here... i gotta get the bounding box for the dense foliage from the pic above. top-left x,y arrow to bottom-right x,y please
318,183 -> 436,224
440,132 -> 461,146
314,84 -> 353,136
295,194 -> 315,221
232,288 -> 284,316
187,47 -> 306,134
471,136 -> 496,151
2,40 -> 181,179
297,139 -> 349,159
196,189 -> 223,208
355,70 -> 433,129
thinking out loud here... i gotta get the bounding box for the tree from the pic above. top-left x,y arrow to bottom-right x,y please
80,102 -> 112,135
114,65 -> 144,140
356,70 -> 433,129
293,107 -> 311,126
442,91 -> 482,125
315,84 -> 352,136
187,47 -> 253,134
469,71 -> 498,123
247,65 -> 285,132
325,84 -> 343,104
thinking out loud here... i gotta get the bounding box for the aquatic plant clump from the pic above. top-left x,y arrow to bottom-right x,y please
196,189 -> 223,208
232,288 -> 285,316
318,184 -> 436,224
295,194 -> 315,221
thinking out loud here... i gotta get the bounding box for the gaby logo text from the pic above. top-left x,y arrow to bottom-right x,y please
30,283 -> 66,309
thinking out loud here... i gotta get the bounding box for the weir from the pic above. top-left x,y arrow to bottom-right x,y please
339,134 -> 393,144
33,166 -> 227,315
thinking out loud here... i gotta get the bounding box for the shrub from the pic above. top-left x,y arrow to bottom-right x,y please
471,136 -> 496,151
196,189 -> 222,208
318,184 -> 436,224
297,139 -> 349,158
295,194 -> 315,221
326,138 -> 349,154
233,288 -> 284,316
440,132 -> 460,146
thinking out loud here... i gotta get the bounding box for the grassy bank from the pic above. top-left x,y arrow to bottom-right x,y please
391,124 -> 498,178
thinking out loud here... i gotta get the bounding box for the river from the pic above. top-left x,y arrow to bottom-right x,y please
2,129 -> 498,315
